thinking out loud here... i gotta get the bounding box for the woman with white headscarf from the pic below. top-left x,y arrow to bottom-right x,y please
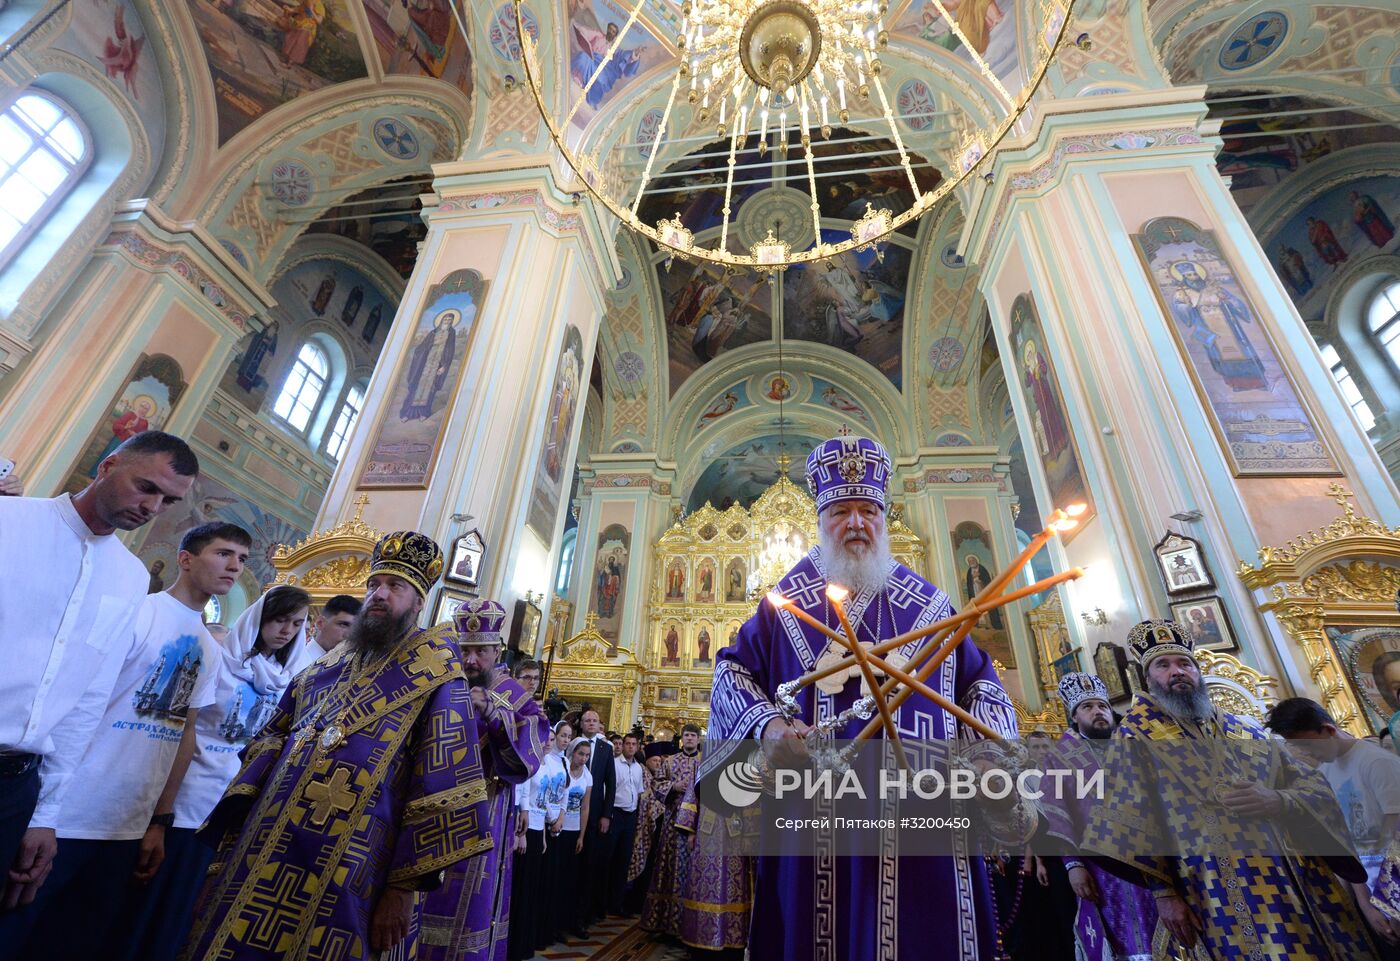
118,585 -> 313,961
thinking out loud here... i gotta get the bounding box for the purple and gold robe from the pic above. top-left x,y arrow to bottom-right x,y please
1373,833 -> 1400,923
419,669 -> 550,961
1083,695 -> 1379,961
641,749 -> 701,937
183,626 -> 494,961
1041,730 -> 1160,961
674,780 -> 756,950
702,550 -> 1021,961
627,766 -> 663,883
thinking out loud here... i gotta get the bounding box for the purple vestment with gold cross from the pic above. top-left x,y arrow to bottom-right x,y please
1041,729 -> 1160,960
183,624 -> 494,961
1083,695 -> 1381,961
703,547 -> 1021,961
418,669 -> 550,961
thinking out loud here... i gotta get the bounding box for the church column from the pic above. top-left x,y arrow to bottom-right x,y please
564,462 -> 674,652
967,90 -> 1400,696
317,159 -> 616,629
898,456 -> 1046,706
0,202 -> 273,505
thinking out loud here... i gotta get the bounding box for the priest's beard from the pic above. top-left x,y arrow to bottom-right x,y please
1079,719 -> 1114,740
818,525 -> 894,594
1148,676 -> 1214,724
347,605 -> 417,655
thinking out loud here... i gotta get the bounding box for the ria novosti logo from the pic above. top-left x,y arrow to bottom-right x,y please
716,752 -> 766,808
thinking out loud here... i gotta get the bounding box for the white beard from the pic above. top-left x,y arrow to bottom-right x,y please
817,526 -> 895,594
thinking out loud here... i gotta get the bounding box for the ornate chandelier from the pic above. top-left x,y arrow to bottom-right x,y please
515,0 -> 1074,269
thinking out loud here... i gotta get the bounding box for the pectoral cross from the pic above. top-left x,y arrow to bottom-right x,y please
407,644 -> 454,682
812,641 -> 908,696
304,768 -> 356,827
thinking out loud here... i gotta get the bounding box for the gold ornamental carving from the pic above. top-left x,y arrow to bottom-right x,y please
1238,485 -> 1399,737
272,494 -> 384,603
547,613 -> 643,732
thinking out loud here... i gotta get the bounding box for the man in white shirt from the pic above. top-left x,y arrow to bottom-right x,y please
1268,697 -> 1400,953
609,732 -> 646,916
0,521 -> 246,960
311,594 -> 361,654
0,431 -> 197,913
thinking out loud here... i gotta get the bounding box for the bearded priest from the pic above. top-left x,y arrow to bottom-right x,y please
700,433 -> 1026,961
182,532 -> 494,961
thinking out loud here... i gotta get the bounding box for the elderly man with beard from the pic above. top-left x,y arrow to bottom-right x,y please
700,433 -> 1025,961
420,601 -> 550,961
1086,620 -> 1382,961
182,532 -> 495,961
1040,673 -> 1160,960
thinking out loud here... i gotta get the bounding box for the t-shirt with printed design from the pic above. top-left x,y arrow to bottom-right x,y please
562,765 -> 593,833
55,592 -> 218,841
1321,738 -> 1400,886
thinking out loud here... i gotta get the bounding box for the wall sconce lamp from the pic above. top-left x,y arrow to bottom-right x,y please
1081,607 -> 1108,627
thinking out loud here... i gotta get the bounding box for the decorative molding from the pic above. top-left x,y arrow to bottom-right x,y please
101,231 -> 255,333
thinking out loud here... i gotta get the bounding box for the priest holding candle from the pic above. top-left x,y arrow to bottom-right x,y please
701,432 -> 1042,961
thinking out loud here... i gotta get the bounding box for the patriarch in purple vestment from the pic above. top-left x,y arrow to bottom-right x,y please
183,532 -> 495,961
699,433 -> 1030,961
419,600 -> 550,961
1040,672 -> 1160,960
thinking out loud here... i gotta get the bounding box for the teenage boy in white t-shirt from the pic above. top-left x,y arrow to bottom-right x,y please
0,522 -> 250,961
1268,697 -> 1400,953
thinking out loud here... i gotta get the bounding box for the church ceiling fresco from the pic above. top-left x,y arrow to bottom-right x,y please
304,177 -> 428,279
1209,94 -> 1400,218
360,0 -> 473,95
565,0 -> 669,132
892,0 -> 1024,83
54,0 -> 165,162
658,260 -> 773,395
182,0 -> 368,144
686,432 -> 819,512
782,233 -> 911,389
1266,174 -> 1400,326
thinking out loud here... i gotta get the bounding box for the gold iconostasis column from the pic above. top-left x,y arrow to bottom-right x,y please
317,159 -> 615,628
966,89 -> 1400,700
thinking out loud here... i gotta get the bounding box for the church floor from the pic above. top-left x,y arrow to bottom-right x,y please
533,917 -> 738,961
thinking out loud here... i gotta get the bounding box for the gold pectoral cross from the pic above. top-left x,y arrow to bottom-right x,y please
406,644 -> 454,682
304,768 -> 356,827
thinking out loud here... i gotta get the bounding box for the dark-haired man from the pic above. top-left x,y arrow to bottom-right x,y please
1088,621 -> 1380,960
1268,696 -> 1400,953
0,522 -> 246,960
1040,673 -> 1158,961
579,707 -> 616,932
420,601 -> 549,961
185,532 -> 495,961
311,594 -> 360,654
0,431 -> 197,915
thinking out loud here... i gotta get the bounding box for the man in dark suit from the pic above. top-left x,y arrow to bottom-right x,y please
578,707 -> 615,932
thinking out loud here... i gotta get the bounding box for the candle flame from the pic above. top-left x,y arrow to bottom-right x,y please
825,584 -> 850,602
1064,502 -> 1088,517
766,591 -> 791,609
1051,517 -> 1079,532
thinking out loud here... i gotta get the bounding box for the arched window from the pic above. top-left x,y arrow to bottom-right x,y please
274,342 -> 329,433
0,92 -> 90,269
1367,280 -> 1400,372
555,529 -> 577,596
1319,344 -> 1375,431
325,381 -> 365,461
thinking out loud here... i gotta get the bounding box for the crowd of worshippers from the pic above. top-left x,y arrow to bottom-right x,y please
0,431 -> 735,961
6,429 -> 1400,961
